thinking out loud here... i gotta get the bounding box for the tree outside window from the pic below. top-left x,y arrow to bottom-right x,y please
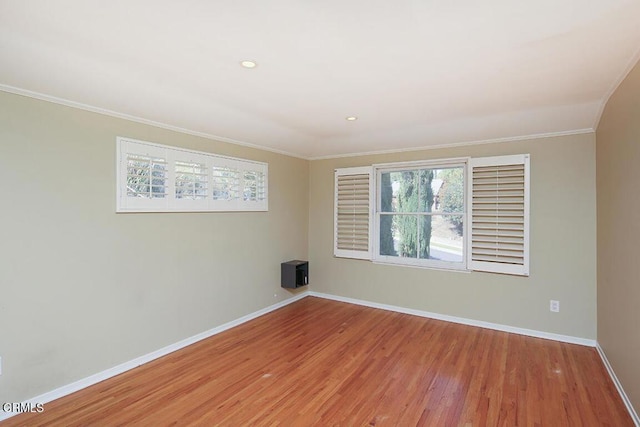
378,166 -> 464,265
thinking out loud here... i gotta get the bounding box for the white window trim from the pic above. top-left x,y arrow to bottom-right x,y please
372,158 -> 468,271
116,137 -> 268,213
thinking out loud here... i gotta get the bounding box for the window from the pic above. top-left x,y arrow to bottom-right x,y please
334,154 -> 530,276
375,160 -> 466,270
117,137 -> 268,212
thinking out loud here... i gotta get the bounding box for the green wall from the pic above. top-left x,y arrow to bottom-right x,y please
0,91 -> 309,402
597,58 -> 640,414
309,133 -> 597,339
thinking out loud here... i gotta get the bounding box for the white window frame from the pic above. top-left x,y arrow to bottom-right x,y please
116,137 -> 268,213
372,158 -> 468,271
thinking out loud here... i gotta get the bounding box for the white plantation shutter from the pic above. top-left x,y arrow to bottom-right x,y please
334,167 -> 373,260
243,170 -> 267,203
118,140 -> 170,211
175,160 -> 208,200
237,161 -> 268,211
209,157 -> 268,211
468,154 -> 530,276
172,152 -> 210,210
212,165 -> 241,202
126,154 -> 168,199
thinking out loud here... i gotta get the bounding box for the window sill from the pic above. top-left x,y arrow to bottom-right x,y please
371,260 -> 471,274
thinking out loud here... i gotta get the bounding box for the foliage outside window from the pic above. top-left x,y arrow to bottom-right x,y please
375,162 -> 466,270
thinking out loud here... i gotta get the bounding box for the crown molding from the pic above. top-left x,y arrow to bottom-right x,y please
308,128 -> 595,160
593,45 -> 640,130
0,84 -> 307,160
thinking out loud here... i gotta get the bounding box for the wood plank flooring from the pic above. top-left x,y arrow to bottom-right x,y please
2,297 -> 633,426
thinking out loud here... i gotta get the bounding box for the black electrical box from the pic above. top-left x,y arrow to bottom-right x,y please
281,260 -> 309,289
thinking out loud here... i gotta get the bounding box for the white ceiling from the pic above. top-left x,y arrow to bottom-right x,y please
1,1 -> 640,159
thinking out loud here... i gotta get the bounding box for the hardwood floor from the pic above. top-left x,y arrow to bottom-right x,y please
3,297 -> 633,426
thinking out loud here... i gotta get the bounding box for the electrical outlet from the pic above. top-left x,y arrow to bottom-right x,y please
550,300 -> 560,313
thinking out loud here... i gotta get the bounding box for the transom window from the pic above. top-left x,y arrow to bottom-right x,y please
117,137 -> 268,212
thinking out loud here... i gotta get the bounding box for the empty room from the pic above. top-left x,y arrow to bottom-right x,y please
1,1 -> 639,425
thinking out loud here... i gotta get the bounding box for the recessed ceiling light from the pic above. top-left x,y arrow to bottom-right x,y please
346,116 -> 358,121
240,60 -> 257,69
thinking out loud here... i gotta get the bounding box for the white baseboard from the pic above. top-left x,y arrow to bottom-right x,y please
596,344 -> 640,426
308,291 -> 597,347
0,292 -> 310,422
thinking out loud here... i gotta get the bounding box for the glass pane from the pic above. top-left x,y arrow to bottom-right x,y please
126,156 -> 166,199
150,185 -> 165,198
379,213 -> 395,256
244,171 -> 256,201
379,214 -> 464,263
175,161 -> 207,200
212,167 -> 240,201
379,214 -> 417,258
244,171 -> 265,201
381,167 -> 463,214
380,171 -> 416,213
433,167 -> 464,213
420,215 -> 464,262
417,169 -> 435,213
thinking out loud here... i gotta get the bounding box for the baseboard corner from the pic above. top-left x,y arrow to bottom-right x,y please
596,343 -> 640,426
